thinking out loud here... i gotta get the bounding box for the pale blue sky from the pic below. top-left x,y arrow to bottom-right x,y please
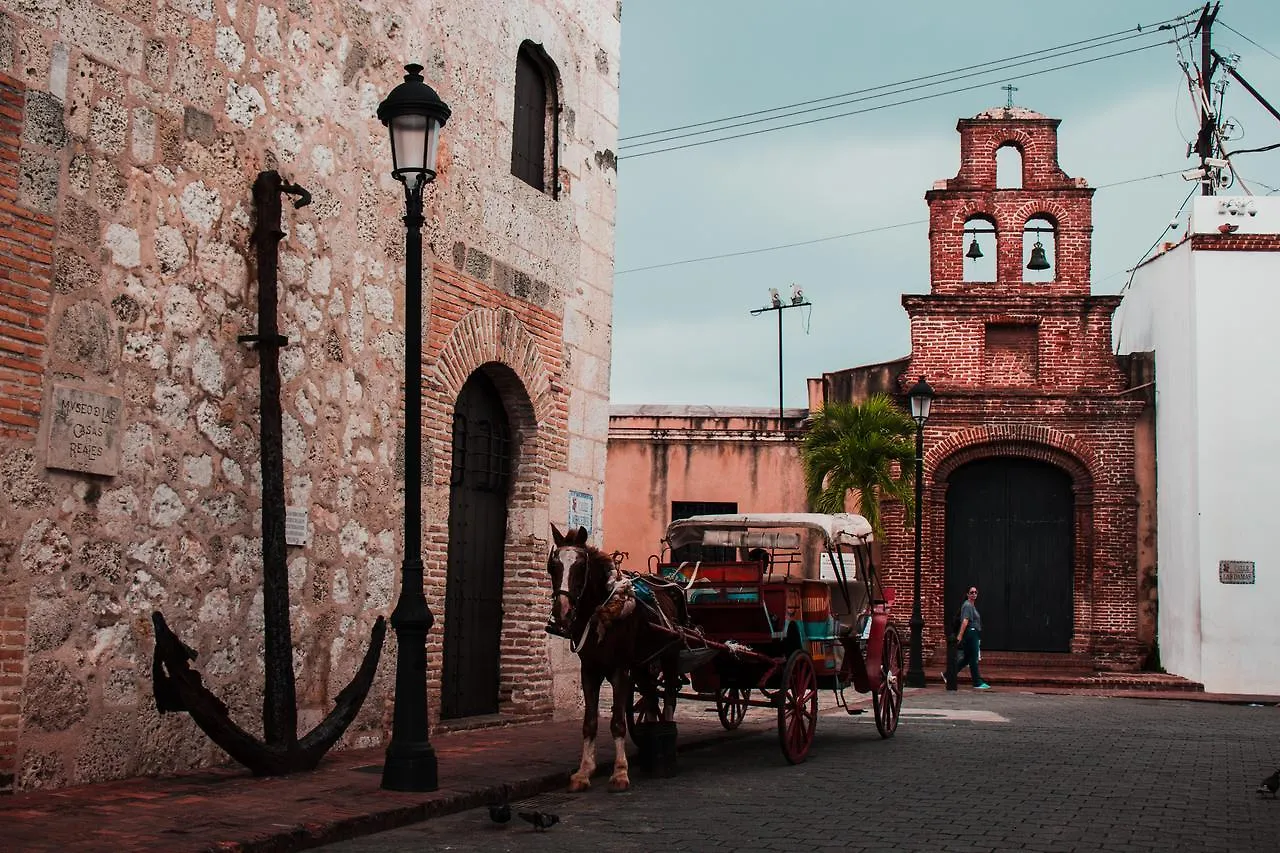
610,0 -> 1280,407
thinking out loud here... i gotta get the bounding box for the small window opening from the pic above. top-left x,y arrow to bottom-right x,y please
670,501 -> 737,563
996,144 -> 1023,189
512,42 -> 559,196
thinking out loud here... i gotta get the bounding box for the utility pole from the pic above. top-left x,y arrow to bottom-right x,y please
1192,2 -> 1221,196
750,285 -> 811,421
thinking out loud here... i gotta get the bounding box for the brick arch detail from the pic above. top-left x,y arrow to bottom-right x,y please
1007,198 -> 1077,232
985,129 -> 1034,156
949,201 -> 1001,231
927,424 -> 1097,501
432,306 -> 556,426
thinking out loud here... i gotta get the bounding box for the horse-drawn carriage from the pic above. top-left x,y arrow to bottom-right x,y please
547,512 -> 903,791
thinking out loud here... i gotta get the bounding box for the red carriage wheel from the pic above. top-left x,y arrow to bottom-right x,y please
872,625 -> 904,738
777,650 -> 818,764
715,686 -> 750,730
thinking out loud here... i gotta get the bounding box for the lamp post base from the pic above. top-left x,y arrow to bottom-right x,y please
906,613 -> 926,688
381,741 -> 439,792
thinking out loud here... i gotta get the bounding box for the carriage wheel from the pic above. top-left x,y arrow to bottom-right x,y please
872,625 -> 904,738
777,650 -> 818,764
716,687 -> 750,730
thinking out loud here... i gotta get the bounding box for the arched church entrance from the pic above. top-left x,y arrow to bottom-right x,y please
944,457 -> 1074,652
441,370 -> 512,719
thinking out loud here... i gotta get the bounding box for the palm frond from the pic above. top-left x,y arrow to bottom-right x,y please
800,394 -> 919,535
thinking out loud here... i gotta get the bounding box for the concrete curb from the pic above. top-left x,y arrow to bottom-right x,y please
230,720 -> 774,853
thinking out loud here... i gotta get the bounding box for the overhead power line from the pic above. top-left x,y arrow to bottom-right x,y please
621,26 -> 1181,151
619,40 -> 1181,160
621,15 -> 1191,144
1219,21 -> 1280,64
615,220 -> 926,275
614,169 -> 1188,276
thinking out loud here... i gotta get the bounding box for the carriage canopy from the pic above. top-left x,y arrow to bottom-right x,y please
664,512 -> 874,552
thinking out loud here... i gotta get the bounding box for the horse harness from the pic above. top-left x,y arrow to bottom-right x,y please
551,548 -> 691,654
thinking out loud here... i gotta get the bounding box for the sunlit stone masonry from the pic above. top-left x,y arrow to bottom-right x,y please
0,0 -> 620,791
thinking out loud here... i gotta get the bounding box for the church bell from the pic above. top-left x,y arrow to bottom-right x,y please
965,237 -> 984,260
1026,240 -> 1050,271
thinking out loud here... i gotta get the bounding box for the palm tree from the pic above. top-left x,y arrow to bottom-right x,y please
800,394 -> 917,535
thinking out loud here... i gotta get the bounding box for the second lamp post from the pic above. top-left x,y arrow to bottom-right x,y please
376,63 -> 452,793
905,376 -> 934,689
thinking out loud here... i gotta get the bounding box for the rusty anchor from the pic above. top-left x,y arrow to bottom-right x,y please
152,170 -> 385,774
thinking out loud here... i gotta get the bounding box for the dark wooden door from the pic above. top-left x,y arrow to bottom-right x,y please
944,457 -> 1074,652
442,372 -> 511,719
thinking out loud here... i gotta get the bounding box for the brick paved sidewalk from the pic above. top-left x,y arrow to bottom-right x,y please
3,683 -> 1274,853
0,698 -> 815,853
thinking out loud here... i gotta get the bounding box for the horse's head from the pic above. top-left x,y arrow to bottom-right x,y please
547,523 -> 601,632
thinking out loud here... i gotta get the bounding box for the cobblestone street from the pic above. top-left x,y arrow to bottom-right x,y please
320,692 -> 1280,853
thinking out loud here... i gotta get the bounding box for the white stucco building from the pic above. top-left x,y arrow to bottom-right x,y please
1115,195 -> 1280,695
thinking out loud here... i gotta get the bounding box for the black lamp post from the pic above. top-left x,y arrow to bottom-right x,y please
376,63 -> 451,793
905,376 -> 934,689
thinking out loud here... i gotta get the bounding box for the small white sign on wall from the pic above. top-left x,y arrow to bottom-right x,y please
285,506 -> 310,547
568,490 -> 594,536
1218,560 -> 1255,584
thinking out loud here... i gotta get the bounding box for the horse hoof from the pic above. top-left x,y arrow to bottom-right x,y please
568,776 -> 591,793
607,776 -> 630,793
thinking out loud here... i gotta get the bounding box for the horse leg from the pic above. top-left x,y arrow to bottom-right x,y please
607,667 -> 632,792
569,669 -> 602,792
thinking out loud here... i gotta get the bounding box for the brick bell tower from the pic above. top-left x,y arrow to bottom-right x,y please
902,106 -> 1145,671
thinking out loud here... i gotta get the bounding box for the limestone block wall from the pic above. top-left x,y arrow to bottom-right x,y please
0,0 -> 619,791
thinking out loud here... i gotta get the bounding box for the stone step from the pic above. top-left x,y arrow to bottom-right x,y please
972,668 -> 1204,691
975,651 -> 1095,671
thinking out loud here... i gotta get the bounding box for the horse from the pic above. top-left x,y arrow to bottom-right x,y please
547,523 -> 685,793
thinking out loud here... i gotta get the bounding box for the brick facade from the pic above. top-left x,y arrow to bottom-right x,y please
0,72 -> 44,792
421,260 -> 569,722
0,73 -> 53,439
828,107 -> 1146,669
0,601 -> 25,792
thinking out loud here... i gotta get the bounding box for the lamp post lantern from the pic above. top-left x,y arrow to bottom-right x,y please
905,376 -> 934,689
377,63 -> 451,793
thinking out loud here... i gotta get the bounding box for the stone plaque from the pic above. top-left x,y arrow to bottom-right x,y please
1218,560 -> 1255,585
45,384 -> 124,476
285,506 -> 310,547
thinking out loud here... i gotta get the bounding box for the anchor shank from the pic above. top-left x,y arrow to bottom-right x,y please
252,170 -> 299,748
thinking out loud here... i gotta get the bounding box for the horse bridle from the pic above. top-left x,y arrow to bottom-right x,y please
548,545 -> 588,635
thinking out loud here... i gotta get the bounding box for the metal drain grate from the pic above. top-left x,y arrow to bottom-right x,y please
511,792 -> 575,809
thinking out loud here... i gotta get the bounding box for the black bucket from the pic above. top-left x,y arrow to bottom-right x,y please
632,721 -> 679,777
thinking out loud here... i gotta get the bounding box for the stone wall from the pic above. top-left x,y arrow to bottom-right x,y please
0,0 -> 618,790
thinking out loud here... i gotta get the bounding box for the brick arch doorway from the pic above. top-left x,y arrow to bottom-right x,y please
442,369 -> 512,720
944,456 -> 1074,652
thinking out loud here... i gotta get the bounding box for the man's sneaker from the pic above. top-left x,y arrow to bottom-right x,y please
975,683 -> 992,690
